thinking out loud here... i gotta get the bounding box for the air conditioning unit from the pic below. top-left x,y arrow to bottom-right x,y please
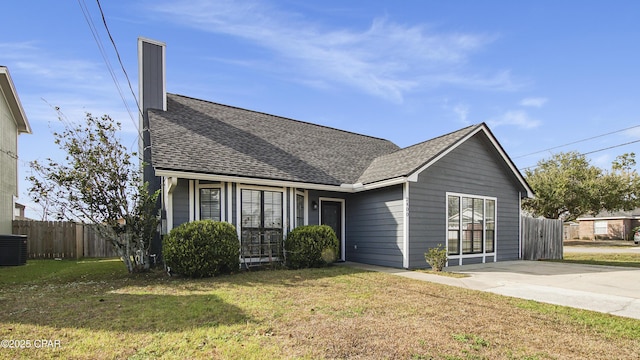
0,234 -> 27,266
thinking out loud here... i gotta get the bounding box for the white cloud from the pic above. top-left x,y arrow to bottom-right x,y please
487,110 -> 541,129
519,97 -> 548,107
453,103 -> 470,124
624,126 -> 640,139
149,0 -> 518,102
1,42 -> 140,135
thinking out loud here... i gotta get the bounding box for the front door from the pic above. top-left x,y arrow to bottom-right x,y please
320,199 -> 344,261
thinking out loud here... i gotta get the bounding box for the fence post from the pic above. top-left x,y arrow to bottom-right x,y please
75,223 -> 83,260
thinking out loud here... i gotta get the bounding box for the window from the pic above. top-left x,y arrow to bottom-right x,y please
485,200 -> 495,252
199,188 -> 221,221
447,194 -> 496,255
594,221 -> 608,235
296,193 -> 305,227
241,189 -> 283,259
447,196 -> 460,255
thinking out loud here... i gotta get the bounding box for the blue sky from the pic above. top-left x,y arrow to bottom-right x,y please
3,1 -> 640,219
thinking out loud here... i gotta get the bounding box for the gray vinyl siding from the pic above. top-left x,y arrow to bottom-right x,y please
408,132 -> 524,268
172,178 -> 190,228
346,185 -> 404,268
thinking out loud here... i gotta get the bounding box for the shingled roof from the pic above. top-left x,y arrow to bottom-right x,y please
148,94 -> 400,185
148,94 -> 525,190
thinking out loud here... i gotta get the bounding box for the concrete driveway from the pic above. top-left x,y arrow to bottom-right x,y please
345,261 -> 640,320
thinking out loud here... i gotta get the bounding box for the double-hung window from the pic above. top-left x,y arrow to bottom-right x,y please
447,194 -> 496,256
594,221 -> 608,235
199,188 -> 221,221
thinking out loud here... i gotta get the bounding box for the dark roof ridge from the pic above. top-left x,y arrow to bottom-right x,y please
395,123 -> 481,152
166,93 -> 396,145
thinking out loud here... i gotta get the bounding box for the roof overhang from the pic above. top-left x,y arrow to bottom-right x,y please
576,215 -> 640,221
406,123 -> 534,198
0,66 -> 31,134
155,169 -> 407,193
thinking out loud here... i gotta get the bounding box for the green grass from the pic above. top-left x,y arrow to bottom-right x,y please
1,259 -> 639,359
414,269 -> 470,278
558,252 -> 640,268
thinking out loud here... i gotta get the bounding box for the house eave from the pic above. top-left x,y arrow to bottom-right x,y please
154,169 -> 408,193
352,177 -> 408,192
576,215 -> 640,221
0,66 -> 31,134
154,168 -> 354,192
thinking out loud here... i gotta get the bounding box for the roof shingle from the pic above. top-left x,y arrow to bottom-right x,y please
148,94 -> 400,185
357,124 -> 480,184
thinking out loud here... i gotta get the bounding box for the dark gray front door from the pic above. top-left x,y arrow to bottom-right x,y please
321,200 -> 342,259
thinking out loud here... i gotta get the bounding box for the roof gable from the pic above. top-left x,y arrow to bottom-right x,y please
410,124 -> 533,197
358,123 -> 533,197
357,124 -> 478,184
0,66 -> 31,134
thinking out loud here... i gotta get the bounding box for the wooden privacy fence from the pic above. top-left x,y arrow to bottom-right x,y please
522,217 -> 563,260
12,220 -> 119,259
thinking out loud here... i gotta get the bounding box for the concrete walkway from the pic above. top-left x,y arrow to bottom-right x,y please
343,261 -> 640,320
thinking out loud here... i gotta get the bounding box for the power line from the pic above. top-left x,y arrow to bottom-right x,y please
95,0 -> 143,119
514,123 -> 640,159
518,139 -> 640,171
76,0 -> 140,137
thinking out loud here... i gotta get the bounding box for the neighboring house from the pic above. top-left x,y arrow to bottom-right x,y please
139,38 -> 534,268
0,66 -> 31,234
13,202 -> 26,220
576,209 -> 640,240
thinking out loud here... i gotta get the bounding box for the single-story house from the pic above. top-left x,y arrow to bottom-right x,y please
138,38 -> 534,269
576,209 -> 640,241
0,66 -> 31,234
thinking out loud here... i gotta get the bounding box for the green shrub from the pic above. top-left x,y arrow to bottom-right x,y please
424,244 -> 447,271
284,225 -> 339,269
163,220 -> 240,278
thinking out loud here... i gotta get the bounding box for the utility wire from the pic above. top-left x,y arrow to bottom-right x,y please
518,138 -> 640,171
77,0 -> 140,137
514,123 -> 640,159
95,0 -> 143,119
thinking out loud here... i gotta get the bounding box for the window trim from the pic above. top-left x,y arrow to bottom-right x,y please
236,184 -> 286,263
593,220 -> 608,235
195,180 -> 225,222
295,189 -> 307,228
446,192 -> 498,266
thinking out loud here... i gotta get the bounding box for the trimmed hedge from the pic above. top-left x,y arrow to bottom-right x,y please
284,225 -> 339,269
163,220 -> 240,278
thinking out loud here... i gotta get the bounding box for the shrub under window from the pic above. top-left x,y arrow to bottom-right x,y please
163,220 -> 240,278
284,225 -> 339,269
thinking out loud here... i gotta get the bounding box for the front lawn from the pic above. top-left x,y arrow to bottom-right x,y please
560,252 -> 640,268
1,260 -> 639,359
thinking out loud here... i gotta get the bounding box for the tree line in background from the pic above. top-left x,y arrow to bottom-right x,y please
523,151 -> 640,222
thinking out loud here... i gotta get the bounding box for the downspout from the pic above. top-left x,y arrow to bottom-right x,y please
518,191 -> 522,259
403,181 -> 410,269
